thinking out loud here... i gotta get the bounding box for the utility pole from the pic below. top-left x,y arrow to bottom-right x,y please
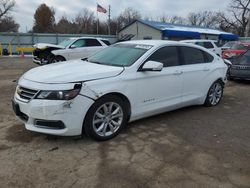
108,5 -> 111,35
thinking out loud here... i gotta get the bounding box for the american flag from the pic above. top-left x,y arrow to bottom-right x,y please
97,4 -> 107,13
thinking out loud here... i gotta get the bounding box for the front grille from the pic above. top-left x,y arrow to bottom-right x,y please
17,86 -> 38,102
232,65 -> 250,70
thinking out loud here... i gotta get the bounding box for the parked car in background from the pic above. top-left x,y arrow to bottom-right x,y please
229,50 -> 250,80
222,42 -> 250,59
221,41 -> 236,51
181,39 -> 222,56
13,40 -> 228,141
33,37 -> 110,65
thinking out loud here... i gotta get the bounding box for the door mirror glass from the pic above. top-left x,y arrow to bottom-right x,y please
141,61 -> 163,71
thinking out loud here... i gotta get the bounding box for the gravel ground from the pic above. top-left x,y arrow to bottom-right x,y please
0,57 -> 250,188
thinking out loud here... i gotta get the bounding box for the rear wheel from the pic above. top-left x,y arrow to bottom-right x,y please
84,95 -> 128,141
204,81 -> 224,107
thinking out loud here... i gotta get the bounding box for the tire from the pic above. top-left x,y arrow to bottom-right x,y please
204,80 -> 224,107
51,56 -> 66,63
47,54 -> 56,64
84,95 -> 129,141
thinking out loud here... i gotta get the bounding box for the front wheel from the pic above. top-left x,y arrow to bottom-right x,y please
84,95 -> 129,141
204,81 -> 224,107
49,56 -> 66,63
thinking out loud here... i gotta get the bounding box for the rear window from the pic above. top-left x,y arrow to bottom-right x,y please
195,42 -> 214,49
231,44 -> 248,50
101,40 -> 111,46
203,42 -> 214,49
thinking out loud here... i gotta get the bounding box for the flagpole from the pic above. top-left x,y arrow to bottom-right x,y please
108,5 -> 111,35
97,3 -> 99,35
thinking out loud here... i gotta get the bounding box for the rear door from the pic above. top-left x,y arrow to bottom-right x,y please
179,46 -> 215,105
85,39 -> 105,56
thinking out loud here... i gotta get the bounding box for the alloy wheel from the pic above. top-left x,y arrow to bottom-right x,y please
92,102 -> 124,137
208,82 -> 223,106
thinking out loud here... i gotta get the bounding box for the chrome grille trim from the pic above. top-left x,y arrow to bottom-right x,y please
17,86 -> 39,102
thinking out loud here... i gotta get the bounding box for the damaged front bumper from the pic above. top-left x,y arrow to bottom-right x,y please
13,93 -> 94,136
33,56 -> 48,65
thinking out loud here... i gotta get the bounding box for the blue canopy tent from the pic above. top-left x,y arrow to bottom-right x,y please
163,30 -> 201,39
219,34 -> 239,41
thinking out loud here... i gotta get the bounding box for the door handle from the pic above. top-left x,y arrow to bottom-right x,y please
173,70 -> 183,75
203,68 -> 210,71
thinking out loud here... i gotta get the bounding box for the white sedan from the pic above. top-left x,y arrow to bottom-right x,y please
13,40 -> 228,141
181,39 -> 222,57
33,37 -> 110,65
51,37 -> 110,62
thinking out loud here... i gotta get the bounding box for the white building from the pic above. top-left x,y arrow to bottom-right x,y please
118,19 -> 238,42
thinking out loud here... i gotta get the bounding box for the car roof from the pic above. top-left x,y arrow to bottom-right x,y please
117,40 -> 214,54
68,37 -> 108,40
120,40 -> 183,46
181,39 -> 217,43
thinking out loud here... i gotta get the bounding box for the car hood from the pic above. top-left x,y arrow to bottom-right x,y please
22,60 -> 124,84
33,43 -> 65,49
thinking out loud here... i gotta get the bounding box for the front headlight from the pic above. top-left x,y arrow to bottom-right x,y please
36,84 -> 81,100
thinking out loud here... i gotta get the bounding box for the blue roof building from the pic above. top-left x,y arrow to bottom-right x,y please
118,19 -> 238,41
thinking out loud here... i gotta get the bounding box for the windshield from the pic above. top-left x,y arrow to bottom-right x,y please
239,50 -> 250,65
87,43 -> 152,67
58,39 -> 75,47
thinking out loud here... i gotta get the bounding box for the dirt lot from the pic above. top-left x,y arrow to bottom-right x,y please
0,57 -> 250,188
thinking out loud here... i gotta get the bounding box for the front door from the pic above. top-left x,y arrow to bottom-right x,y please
134,46 -> 183,119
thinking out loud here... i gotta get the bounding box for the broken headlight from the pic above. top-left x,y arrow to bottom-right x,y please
36,85 -> 81,100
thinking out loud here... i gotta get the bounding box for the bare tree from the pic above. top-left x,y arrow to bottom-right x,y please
0,16 -> 19,32
0,0 -> 19,32
74,8 -> 95,33
187,11 -> 220,28
218,0 -> 250,36
159,15 -> 185,24
0,0 -> 15,19
56,16 -> 75,33
117,7 -> 141,28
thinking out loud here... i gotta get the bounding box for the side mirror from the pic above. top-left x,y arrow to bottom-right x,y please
70,45 -> 77,49
141,61 -> 163,72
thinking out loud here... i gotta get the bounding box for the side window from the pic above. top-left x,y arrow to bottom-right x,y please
71,39 -> 86,48
146,46 -> 180,67
203,51 -> 214,63
86,39 -> 102,47
181,47 -> 205,65
204,42 -> 214,49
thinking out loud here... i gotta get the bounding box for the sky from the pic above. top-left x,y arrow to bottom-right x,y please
12,0 -> 232,32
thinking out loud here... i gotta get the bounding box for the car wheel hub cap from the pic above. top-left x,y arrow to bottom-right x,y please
209,83 -> 222,105
93,102 -> 123,137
